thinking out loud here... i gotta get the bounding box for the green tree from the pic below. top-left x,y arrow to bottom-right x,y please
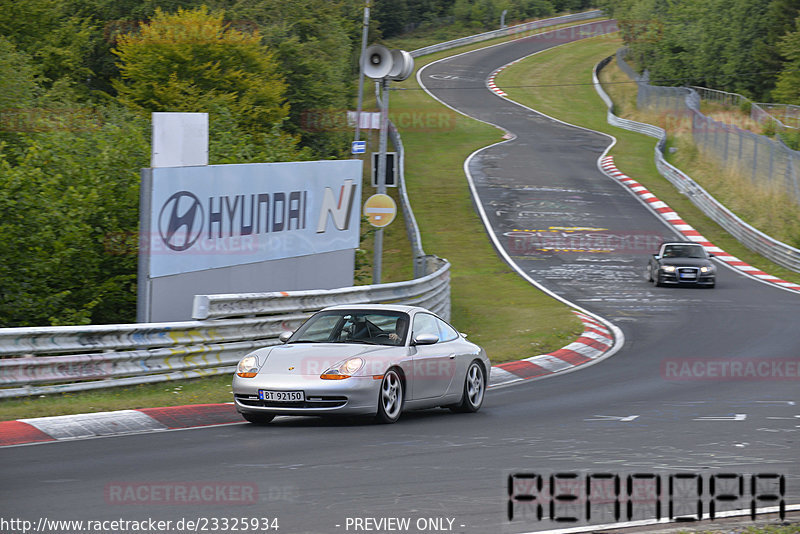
0,37 -> 39,114
754,0 -> 800,99
614,0 -> 797,101
228,0 -> 356,158
112,6 -> 288,133
0,0 -> 96,95
0,107 -> 149,326
773,14 -> 800,104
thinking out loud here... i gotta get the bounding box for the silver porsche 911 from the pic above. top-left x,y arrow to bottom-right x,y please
233,304 -> 490,424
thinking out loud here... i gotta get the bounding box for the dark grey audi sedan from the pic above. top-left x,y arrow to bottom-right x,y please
647,242 -> 716,288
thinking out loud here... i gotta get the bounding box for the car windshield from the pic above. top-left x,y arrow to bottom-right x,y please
288,310 -> 409,346
662,245 -> 706,259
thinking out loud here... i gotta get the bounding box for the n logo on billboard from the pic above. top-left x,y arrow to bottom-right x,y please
316,179 -> 356,233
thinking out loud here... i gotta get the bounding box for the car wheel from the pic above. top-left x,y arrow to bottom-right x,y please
451,361 -> 485,413
375,369 -> 403,424
242,413 -> 275,425
654,274 -> 664,287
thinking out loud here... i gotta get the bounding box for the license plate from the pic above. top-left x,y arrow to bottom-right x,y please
680,273 -> 696,279
258,390 -> 304,402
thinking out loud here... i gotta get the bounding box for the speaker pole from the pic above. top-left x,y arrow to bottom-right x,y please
353,0 -> 371,150
373,77 -> 390,284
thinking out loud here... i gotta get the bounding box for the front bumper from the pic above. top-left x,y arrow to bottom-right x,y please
659,267 -> 715,285
232,374 -> 381,417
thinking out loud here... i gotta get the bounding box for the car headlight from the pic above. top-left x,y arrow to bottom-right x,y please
700,266 -> 714,273
662,265 -> 676,272
237,355 -> 259,378
321,357 -> 364,380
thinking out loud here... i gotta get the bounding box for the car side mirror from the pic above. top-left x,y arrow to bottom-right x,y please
652,253 -> 660,259
460,332 -> 468,338
708,253 -> 715,257
413,333 -> 439,345
279,331 -> 293,343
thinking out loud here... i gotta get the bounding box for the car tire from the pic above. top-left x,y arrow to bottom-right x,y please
375,369 -> 403,424
450,361 -> 486,413
242,412 -> 275,425
654,275 -> 664,287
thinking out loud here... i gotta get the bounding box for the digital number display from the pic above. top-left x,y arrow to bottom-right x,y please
507,472 -> 785,524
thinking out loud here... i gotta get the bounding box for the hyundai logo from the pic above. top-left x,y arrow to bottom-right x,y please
158,191 -> 204,251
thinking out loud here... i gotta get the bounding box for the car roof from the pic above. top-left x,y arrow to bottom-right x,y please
320,303 -> 431,314
661,242 -> 703,246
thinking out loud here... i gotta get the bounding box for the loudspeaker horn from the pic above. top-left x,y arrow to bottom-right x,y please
362,44 -> 394,80
388,49 -> 414,81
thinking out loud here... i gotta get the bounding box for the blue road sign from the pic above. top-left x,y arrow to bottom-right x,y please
351,140 -> 366,154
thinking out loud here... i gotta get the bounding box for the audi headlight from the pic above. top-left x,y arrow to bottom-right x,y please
662,265 -> 676,272
700,266 -> 714,273
321,357 -> 364,380
237,355 -> 259,378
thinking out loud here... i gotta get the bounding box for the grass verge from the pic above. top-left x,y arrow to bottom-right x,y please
0,375 -> 233,421
496,35 -> 800,286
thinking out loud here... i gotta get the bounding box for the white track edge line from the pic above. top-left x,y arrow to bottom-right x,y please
524,504 -> 800,534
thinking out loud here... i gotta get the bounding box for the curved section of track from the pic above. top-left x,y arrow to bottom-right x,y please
1,22 -> 797,534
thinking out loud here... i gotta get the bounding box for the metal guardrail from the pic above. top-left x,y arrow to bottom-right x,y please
389,122 -> 428,278
410,10 -> 603,57
0,258 -> 450,398
192,256 -> 450,321
594,55 -> 800,273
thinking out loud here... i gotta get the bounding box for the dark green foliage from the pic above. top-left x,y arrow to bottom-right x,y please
227,0 -> 357,158
773,13 -> 800,104
612,0 -> 800,102
0,107 -> 149,326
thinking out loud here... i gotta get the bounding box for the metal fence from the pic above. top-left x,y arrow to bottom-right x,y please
617,49 -> 800,206
411,10 -> 603,57
594,55 -> 800,273
755,103 -> 800,129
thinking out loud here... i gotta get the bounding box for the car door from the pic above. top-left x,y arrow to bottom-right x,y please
409,313 -> 457,400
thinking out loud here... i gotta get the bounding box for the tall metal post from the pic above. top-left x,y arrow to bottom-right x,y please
373,78 -> 389,284
354,0 -> 371,148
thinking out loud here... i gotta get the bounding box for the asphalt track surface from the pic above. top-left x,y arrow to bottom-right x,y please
1,21 -> 798,534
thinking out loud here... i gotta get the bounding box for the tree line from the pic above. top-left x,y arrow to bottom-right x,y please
598,0 -> 800,104
374,0 -> 595,38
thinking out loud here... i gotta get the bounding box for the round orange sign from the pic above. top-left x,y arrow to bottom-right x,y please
364,194 -> 397,228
